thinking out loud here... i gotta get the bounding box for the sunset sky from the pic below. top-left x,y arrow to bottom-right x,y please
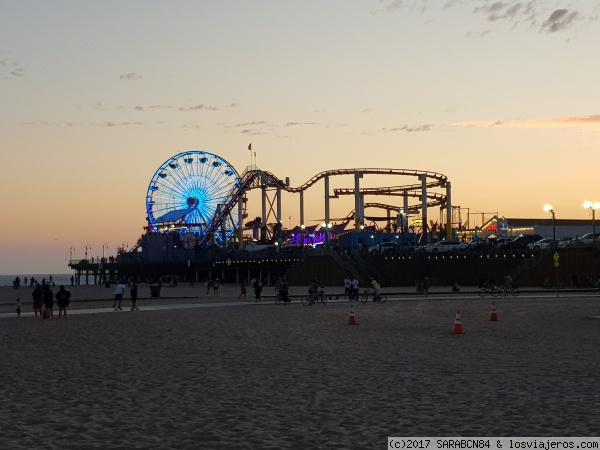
2,0 -> 600,275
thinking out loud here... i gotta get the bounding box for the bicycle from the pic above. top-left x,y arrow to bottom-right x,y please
301,292 -> 328,306
360,288 -> 387,304
498,285 -> 520,297
478,285 -> 500,297
274,285 -> 291,304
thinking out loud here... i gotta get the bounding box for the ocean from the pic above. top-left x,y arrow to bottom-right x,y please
0,274 -> 75,288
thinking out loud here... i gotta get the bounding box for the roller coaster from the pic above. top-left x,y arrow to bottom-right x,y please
144,151 -> 453,248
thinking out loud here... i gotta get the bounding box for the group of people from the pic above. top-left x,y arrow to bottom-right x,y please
343,275 -> 362,301
30,283 -> 71,319
13,275 -> 55,289
205,278 -> 220,296
112,281 -> 139,311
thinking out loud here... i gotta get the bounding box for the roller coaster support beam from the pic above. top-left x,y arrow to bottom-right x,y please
420,174 -> 428,245
446,182 -> 452,241
299,190 -> 305,228
354,171 -> 363,232
403,191 -> 409,226
261,185 -> 267,243
277,186 -> 282,244
237,193 -> 244,248
324,175 -> 331,246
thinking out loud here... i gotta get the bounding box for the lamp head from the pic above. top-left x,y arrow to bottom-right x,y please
543,204 -> 553,213
584,201 -> 600,211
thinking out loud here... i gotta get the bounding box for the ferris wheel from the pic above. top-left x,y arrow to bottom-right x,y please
146,151 -> 241,243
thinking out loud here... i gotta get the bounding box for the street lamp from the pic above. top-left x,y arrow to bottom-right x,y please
543,205 -> 555,247
544,205 -> 558,296
85,245 -> 91,260
69,246 -> 75,261
584,201 -> 600,254
102,243 -> 108,260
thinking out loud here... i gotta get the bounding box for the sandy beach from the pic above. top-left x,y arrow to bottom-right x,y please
2,284 -> 600,449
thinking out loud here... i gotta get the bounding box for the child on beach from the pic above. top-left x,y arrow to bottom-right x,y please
16,298 -> 21,317
238,280 -> 247,300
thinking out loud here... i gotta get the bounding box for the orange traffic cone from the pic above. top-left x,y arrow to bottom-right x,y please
453,310 -> 463,334
490,302 -> 498,321
348,306 -> 357,325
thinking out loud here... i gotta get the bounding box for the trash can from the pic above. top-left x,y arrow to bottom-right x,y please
150,285 -> 161,298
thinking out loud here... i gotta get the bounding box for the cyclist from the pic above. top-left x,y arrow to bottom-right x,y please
370,277 -> 381,302
308,278 -> 319,304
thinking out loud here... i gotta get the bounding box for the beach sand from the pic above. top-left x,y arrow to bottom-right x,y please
2,284 -> 600,449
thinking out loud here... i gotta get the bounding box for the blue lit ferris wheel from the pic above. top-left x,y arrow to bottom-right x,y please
146,151 -> 241,243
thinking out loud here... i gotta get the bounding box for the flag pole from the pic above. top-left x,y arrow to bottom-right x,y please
248,143 -> 252,167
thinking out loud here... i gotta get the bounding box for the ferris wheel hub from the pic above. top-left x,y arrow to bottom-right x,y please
187,196 -> 199,207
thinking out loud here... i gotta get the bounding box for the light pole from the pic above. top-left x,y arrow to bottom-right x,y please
85,245 -> 91,260
543,205 -> 556,247
584,201 -> 600,255
544,205 -> 558,296
102,243 -> 108,261
69,246 -> 75,261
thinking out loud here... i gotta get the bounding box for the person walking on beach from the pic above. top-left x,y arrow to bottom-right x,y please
423,277 -> 430,298
113,281 -> 126,310
42,283 -> 54,319
238,280 -> 247,300
130,282 -> 139,311
254,279 -> 263,302
16,298 -> 21,317
55,285 -> 72,319
32,284 -> 43,317
351,276 -> 359,301
344,275 -> 352,299
213,278 -> 220,296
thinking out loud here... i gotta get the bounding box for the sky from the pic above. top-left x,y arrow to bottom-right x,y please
1,0 -> 600,275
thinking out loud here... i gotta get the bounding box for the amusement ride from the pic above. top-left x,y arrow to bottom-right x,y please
143,150 -> 453,253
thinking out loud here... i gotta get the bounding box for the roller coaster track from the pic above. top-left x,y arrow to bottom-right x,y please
197,167 -> 449,246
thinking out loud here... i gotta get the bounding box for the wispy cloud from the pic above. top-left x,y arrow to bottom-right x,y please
451,115 -> 600,128
283,122 -> 317,127
119,72 -> 142,81
0,54 -> 25,78
385,124 -> 433,132
384,1 -> 595,35
178,104 -> 219,112
540,9 -> 580,33
96,121 -> 145,127
473,1 -> 536,25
